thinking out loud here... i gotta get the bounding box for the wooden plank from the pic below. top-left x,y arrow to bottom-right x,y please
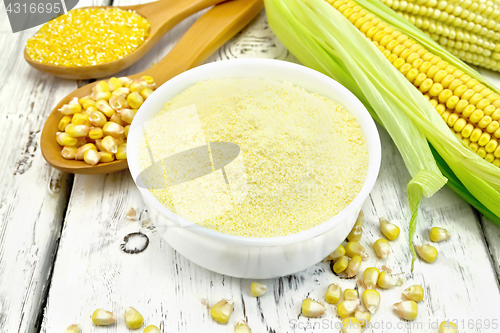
41,4 -> 500,333
0,2 -> 110,333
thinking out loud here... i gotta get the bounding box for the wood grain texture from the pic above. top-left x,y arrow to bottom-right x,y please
0,1 -> 100,332
40,4 -> 500,333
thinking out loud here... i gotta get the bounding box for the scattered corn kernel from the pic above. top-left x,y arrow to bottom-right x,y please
143,325 -> 161,333
109,94 -> 127,110
337,299 -> 360,318
341,317 -> 362,333
116,143 -> 127,160
99,152 -> 115,163
124,306 -> 144,329
91,309 -> 116,326
354,210 -> 364,227
430,227 -> 451,242
379,218 -> 400,240
89,127 -> 104,140
377,270 -> 397,289
90,111 -> 107,127
65,124 -> 90,137
362,289 -> 380,314
102,121 -> 125,137
64,324 -> 81,333
58,116 -> 72,131
394,301 -> 418,320
403,285 -> 424,302
363,267 -> 380,289
415,244 -> 439,263
102,136 -> 119,154
325,283 -> 342,304
302,298 -> 326,318
56,132 -> 78,146
346,255 -> 362,277
95,100 -> 115,118
210,299 -> 234,324
59,98 -> 82,115
354,311 -> 371,328
234,320 -> 251,333
250,282 -> 267,297
344,289 -> 358,300
326,245 -> 346,261
25,8 -> 150,67
439,321 -> 458,333
345,242 -> 368,260
127,91 -> 144,109
347,225 -> 363,242
333,255 -> 349,273
61,146 -> 77,160
141,88 -> 154,99
373,239 -> 390,258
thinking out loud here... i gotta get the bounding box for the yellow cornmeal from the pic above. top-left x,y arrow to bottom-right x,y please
26,8 -> 150,67
139,79 -> 368,238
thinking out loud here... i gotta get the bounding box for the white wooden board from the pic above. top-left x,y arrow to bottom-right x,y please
40,3 -> 500,333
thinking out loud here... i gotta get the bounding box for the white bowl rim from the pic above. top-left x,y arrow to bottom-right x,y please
127,58 -> 381,247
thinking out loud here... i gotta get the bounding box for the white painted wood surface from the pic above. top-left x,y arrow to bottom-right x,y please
36,2 -> 500,333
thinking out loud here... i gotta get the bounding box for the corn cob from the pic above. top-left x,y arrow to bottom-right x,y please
329,0 -> 500,166
379,0 -> 500,72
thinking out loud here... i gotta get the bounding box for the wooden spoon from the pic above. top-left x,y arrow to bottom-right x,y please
40,0 -> 263,174
24,0 -> 225,79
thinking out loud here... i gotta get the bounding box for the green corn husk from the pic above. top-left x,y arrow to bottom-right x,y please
265,0 -> 500,270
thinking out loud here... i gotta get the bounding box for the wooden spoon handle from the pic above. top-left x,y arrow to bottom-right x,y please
134,0 -> 264,85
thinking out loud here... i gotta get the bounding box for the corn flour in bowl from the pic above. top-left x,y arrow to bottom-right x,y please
127,59 -> 381,278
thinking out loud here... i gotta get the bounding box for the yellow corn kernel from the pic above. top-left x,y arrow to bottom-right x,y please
92,309 -> 116,326
113,87 -> 131,96
130,79 -> 149,93
56,132 -> 78,146
403,285 -> 424,302
119,77 -> 133,87
127,91 -> 144,109
93,81 -> 110,94
342,289 -> 358,303
346,255 -> 362,278
326,245 -> 346,261
61,146 -> 77,160
143,325 -> 161,333
79,96 -> 95,109
65,124 -> 90,138
90,111 -> 107,127
108,77 -> 123,92
119,109 -> 137,124
142,76 -> 155,84
109,94 -> 127,110
102,121 -> 125,138
71,113 -> 91,127
235,320 -> 252,333
124,306 -> 143,329
88,127 -> 104,140
415,244 -> 438,263
93,91 -> 112,101
379,218 -> 400,240
362,289 -> 380,314
141,88 -> 154,99
83,148 -> 100,165
373,238 -> 390,258
341,317 -> 362,333
394,301 -> 418,320
74,137 -> 87,148
333,255 -> 349,273
101,136 -> 118,154
377,270 -> 396,289
301,298 -> 326,318
210,299 -> 234,324
345,242 -> 368,259
59,97 -> 82,115
439,321 -> 458,333
363,267 -> 380,289
325,283 -> 341,304
99,151 -> 115,163
124,125 -> 130,138
64,323 -> 81,333
58,116 -> 72,131
429,227 -> 451,242
337,299 -> 360,318
354,311 -> 371,328
110,113 -> 125,126
250,282 -> 267,297
95,100 -> 115,118
116,143 -> 127,160
347,225 -> 363,242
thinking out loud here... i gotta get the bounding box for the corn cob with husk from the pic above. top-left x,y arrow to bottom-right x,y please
378,0 -> 500,72
264,0 -> 500,270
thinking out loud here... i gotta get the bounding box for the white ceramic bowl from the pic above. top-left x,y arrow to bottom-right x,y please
127,59 -> 381,279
